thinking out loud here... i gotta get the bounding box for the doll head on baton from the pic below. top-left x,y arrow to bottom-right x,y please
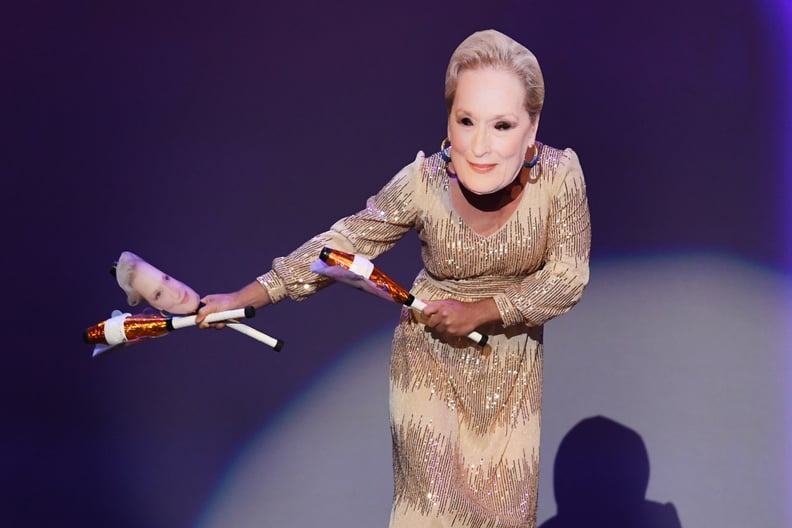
114,251 -> 200,315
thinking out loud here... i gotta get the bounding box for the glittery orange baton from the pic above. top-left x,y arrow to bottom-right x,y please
83,307 -> 283,356
319,247 -> 488,346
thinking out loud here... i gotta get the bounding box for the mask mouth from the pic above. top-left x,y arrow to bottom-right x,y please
467,162 -> 497,172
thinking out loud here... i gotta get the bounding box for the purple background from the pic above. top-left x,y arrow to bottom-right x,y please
3,1 -> 789,526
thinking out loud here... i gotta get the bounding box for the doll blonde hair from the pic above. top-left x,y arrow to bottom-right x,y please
115,251 -> 144,306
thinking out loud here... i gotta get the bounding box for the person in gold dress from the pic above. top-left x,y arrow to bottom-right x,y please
198,29 -> 591,528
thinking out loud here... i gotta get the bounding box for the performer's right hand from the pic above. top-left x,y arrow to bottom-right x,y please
195,281 -> 272,328
196,293 -> 239,328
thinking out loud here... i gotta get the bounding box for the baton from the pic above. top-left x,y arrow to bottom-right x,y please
319,247 -> 488,347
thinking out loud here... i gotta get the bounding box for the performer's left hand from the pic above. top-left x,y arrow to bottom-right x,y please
421,298 -> 499,337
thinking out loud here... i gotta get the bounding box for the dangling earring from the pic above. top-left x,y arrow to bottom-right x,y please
523,143 -> 539,169
440,137 -> 452,163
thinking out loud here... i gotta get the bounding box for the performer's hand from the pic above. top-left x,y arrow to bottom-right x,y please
196,293 -> 240,328
421,298 -> 499,337
196,280 -> 272,328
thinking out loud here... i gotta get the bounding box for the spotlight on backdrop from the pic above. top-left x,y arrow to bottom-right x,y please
197,330 -> 394,528
198,254 -> 790,528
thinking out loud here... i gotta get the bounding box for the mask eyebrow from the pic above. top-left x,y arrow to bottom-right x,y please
453,108 -> 521,123
490,113 -> 519,121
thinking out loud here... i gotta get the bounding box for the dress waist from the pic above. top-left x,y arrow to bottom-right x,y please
413,269 -> 523,300
408,269 -> 542,342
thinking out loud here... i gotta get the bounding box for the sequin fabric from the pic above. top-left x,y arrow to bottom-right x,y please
257,145 -> 591,527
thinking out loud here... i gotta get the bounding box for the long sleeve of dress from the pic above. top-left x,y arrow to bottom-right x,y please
492,148 -> 591,327
256,153 -> 423,303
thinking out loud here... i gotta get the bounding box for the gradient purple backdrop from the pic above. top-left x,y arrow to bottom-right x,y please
2,1 -> 789,526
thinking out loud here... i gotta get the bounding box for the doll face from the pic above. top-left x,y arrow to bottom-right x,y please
130,260 -> 200,314
447,68 -> 537,195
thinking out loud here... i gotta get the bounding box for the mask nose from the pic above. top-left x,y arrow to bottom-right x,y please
471,125 -> 490,156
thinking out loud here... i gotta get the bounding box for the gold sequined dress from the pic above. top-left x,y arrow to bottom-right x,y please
257,145 -> 591,528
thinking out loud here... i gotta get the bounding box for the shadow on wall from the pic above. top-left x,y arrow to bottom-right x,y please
540,416 -> 682,528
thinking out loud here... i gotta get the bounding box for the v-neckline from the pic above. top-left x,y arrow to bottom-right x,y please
445,172 -> 528,240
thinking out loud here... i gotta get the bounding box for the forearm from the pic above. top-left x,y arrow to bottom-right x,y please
234,280 -> 272,309
469,298 -> 501,328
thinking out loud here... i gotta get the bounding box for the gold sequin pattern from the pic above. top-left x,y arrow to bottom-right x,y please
256,146 -> 590,527
391,414 -> 540,527
390,293 -> 545,435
